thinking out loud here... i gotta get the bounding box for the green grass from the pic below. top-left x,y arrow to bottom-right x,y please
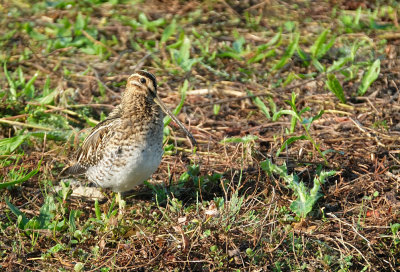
1,0 -> 400,270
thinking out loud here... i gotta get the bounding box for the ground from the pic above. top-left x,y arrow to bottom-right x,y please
1,0 -> 400,271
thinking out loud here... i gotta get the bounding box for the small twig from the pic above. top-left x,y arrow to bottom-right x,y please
91,66 -> 120,97
335,237 -> 371,269
193,64 -> 359,108
244,0 -> 269,11
131,52 -> 153,71
0,119 -> 52,131
265,230 -> 289,253
349,118 -> 385,147
219,0 -> 241,17
193,73 -> 326,108
67,103 -> 115,109
365,98 -> 380,115
107,49 -> 133,74
173,146 -> 216,156
327,212 -> 371,247
323,109 -> 352,116
27,102 -> 80,116
168,136 -> 209,144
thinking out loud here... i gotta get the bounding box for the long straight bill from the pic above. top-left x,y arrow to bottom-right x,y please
154,96 -> 197,146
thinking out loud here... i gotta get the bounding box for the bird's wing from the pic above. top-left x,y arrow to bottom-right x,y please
63,106 -> 122,175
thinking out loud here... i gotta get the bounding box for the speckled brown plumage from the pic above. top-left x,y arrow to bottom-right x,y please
63,70 -> 196,193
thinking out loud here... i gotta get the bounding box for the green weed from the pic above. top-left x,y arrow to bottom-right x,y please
390,223 -> 400,246
262,159 -> 336,218
325,74 -> 346,103
0,160 -> 41,189
273,92 -> 327,164
358,59 -> 381,96
6,195 -> 57,245
272,32 -> 299,71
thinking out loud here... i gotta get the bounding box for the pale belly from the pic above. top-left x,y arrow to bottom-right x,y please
86,142 -> 163,192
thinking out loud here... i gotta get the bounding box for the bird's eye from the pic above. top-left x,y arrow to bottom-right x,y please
140,78 -> 146,84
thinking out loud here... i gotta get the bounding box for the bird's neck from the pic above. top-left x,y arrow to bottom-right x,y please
121,94 -> 157,120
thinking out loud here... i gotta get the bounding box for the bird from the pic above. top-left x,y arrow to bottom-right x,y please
62,70 -> 196,211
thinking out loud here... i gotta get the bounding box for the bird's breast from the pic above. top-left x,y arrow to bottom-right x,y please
85,120 -> 164,192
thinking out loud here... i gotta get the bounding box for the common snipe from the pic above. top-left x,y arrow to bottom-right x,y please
63,71 -> 196,208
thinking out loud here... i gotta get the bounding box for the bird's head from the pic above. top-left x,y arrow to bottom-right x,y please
126,70 -> 158,97
124,70 -> 197,146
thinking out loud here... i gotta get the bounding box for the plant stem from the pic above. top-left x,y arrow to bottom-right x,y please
302,124 -> 328,166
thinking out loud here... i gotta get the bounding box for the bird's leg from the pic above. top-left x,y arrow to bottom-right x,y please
117,192 -> 126,217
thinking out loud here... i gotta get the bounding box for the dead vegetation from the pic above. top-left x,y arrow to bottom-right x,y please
1,0 -> 400,271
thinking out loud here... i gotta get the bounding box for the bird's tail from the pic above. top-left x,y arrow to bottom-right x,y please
59,163 -> 87,178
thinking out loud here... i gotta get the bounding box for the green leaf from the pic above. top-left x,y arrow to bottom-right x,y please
358,59 -> 380,96
312,58 -> 325,72
17,66 -> 25,85
298,107 -> 311,116
213,104 -> 221,115
354,6 -> 362,25
179,36 -> 190,63
282,72 -> 299,87
320,36 -> 336,58
288,91 -> 298,111
268,97 -> 277,115
261,159 -> 298,185
0,162 -> 40,189
265,28 -> 282,48
350,41 -> 362,60
94,199 -> 101,220
327,56 -> 351,73
173,37 -> 200,71
303,110 -> 325,130
289,170 -> 335,218
38,196 -> 56,229
310,29 -> 329,59
37,89 -> 57,105
217,51 -> 242,60
161,19 -> 176,43
290,185 -> 314,218
272,109 -> 299,122
42,76 -> 51,95
48,244 -> 64,254
276,135 -> 307,157
391,223 -> 400,235
23,72 -> 39,99
74,262 -> 84,272
3,62 -> 17,100
0,135 -> 28,155
310,29 -> 335,60
250,92 -> 270,119
74,13 -> 86,33
5,197 -> 29,229
272,32 -> 300,71
296,47 -> 309,65
138,13 -> 165,31
255,32 -> 281,55
326,74 -> 346,103
232,36 -> 245,54
248,49 -> 275,64
284,21 -> 296,32
138,13 -> 149,25
262,159 -> 336,218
